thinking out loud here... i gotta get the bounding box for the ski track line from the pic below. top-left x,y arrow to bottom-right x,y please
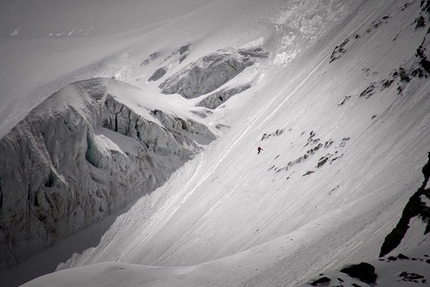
257,57 -> 327,129
76,62 -> 321,265
120,88 -> 283,259
78,154 -> 204,264
118,154 -> 207,260
184,87 -> 280,193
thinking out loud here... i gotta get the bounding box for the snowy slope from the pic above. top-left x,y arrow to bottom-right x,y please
1,0 -> 430,286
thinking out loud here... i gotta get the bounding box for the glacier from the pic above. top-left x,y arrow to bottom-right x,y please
0,77 -> 215,269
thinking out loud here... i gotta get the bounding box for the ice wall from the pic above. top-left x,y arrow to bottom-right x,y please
0,78 -> 215,269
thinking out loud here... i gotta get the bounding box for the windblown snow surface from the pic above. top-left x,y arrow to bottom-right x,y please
1,0 -> 430,286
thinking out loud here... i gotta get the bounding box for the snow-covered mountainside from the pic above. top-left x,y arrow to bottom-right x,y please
1,0 -> 430,286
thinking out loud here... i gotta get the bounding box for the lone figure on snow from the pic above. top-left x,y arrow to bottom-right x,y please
257,146 -> 263,154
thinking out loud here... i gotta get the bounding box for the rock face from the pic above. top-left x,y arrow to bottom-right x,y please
379,152 -> 430,258
340,262 -> 377,284
0,78 -> 215,269
159,47 -> 267,99
197,84 -> 252,109
148,67 -> 167,82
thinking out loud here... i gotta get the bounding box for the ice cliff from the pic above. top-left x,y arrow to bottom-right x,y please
0,78 -> 215,269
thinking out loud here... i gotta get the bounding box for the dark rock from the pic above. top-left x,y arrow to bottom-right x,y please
399,271 -> 425,282
197,83 -> 252,109
141,51 -> 162,66
416,16 -> 426,29
380,153 -> 430,257
303,170 -> 314,176
337,95 -> 351,107
422,152 -> 430,187
176,44 -> 191,63
310,276 -> 331,286
316,156 -> 329,168
160,48 -> 265,99
398,67 -> 411,82
178,43 -> 191,55
238,47 -> 269,58
148,67 -> 167,82
380,78 -> 393,89
340,262 -> 377,284
411,67 -> 424,78
359,83 -> 376,99
421,57 -> 430,74
329,38 -> 350,63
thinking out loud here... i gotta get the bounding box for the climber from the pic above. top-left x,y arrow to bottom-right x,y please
257,146 -> 263,154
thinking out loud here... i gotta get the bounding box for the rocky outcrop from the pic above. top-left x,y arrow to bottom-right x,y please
379,152 -> 430,257
340,262 -> 378,284
159,47 -> 267,99
0,78 -> 215,269
196,83 -> 252,109
148,67 -> 167,82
